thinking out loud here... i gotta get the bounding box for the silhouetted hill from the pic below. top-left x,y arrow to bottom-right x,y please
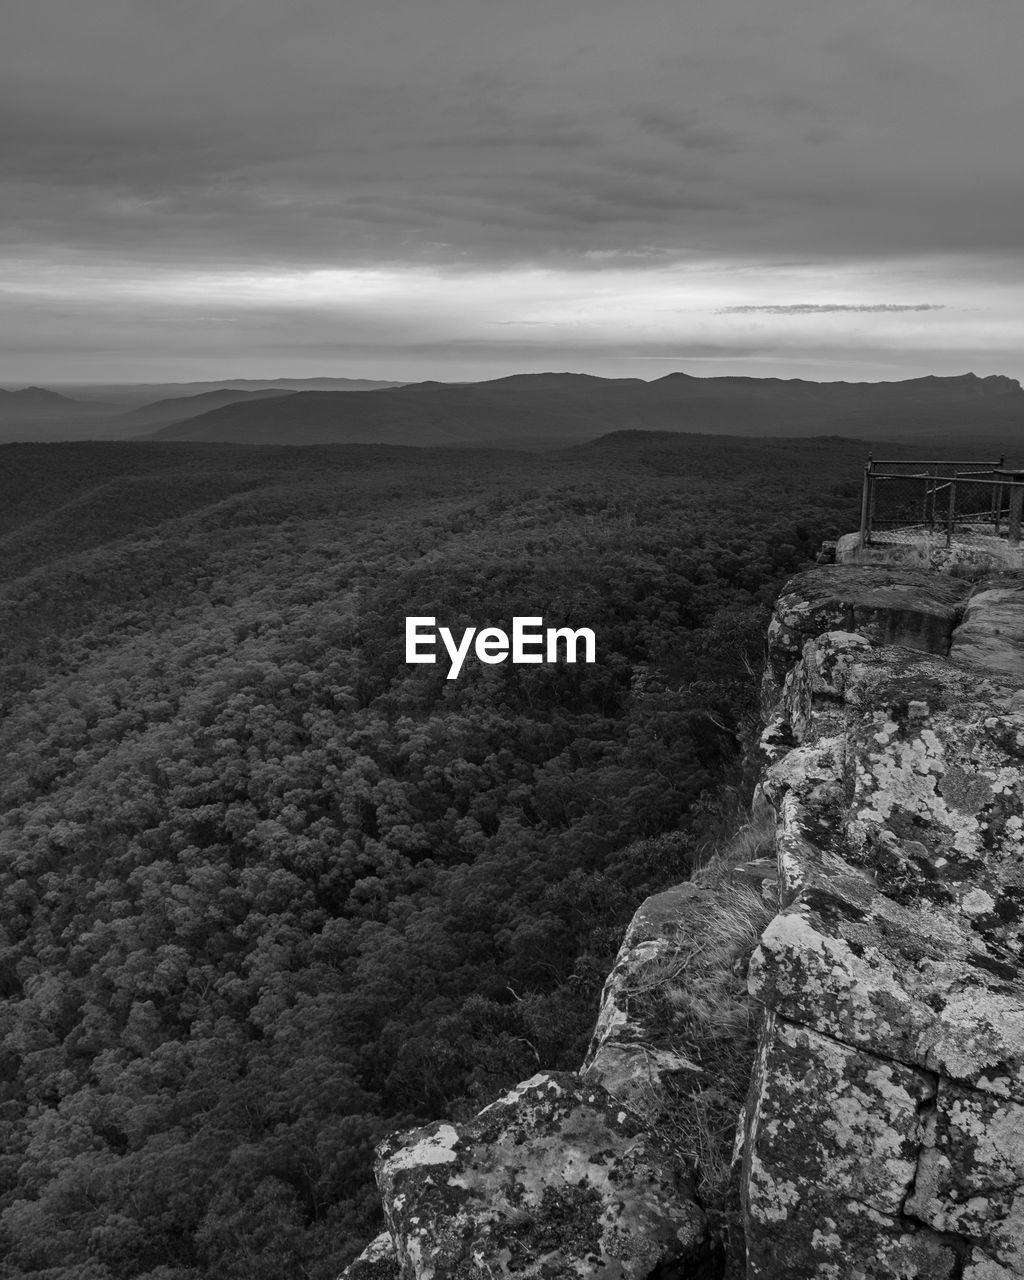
0,379 -> 406,441
0,386 -> 125,442
0,386 -> 69,405
0,386 -> 115,419
148,378 -> 638,446
148,370 -> 1024,450
484,372 -> 645,391
54,375 -> 408,409
118,387 -> 297,429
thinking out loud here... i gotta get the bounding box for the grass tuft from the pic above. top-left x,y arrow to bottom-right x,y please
623,803 -> 778,1215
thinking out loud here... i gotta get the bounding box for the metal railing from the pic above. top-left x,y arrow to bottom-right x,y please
859,456 -> 1024,547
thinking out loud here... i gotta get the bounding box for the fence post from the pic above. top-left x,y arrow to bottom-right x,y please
859,462 -> 872,549
946,477 -> 957,548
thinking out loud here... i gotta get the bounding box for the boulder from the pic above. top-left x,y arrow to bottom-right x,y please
375,1071 -> 713,1279
951,578 -> 1024,677
767,566 -> 970,680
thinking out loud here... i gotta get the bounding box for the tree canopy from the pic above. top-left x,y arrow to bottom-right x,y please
0,433 -> 869,1276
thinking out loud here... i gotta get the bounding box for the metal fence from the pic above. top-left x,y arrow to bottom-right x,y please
859,456 -> 1024,547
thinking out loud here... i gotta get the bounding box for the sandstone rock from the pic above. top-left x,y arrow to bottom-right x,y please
951,579 -> 1024,677
376,1071 -> 712,1279
835,530 -> 1024,577
744,566 -> 1024,1273
745,1014 -> 932,1218
742,1013 -> 957,1279
781,630 -> 873,721
748,886 -> 1024,1101
618,882 -> 706,948
584,874 -> 770,1275
964,1249 -> 1021,1279
758,715 -> 795,766
339,1232 -> 401,1279
744,1180 -> 958,1279
764,632 -> 1024,952
582,883 -> 704,1111
356,558 -> 1024,1279
767,567 -> 970,680
906,1078 -> 1024,1271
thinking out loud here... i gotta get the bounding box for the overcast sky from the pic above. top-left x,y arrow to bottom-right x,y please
3,0 -> 1023,383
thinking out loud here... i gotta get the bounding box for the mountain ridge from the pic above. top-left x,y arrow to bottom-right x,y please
117,387 -> 298,429
146,369 -> 1024,449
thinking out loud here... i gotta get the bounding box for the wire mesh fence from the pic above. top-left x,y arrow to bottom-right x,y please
947,474 -> 1024,543
859,457 -> 1024,547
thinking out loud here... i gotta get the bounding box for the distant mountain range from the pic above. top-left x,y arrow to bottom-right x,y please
0,378 -> 401,441
0,385 -> 117,419
55,376 -> 407,407
2,370 -> 1021,452
147,370 -> 1024,452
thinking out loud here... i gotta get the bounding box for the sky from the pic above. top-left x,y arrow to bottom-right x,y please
3,0 -> 1024,385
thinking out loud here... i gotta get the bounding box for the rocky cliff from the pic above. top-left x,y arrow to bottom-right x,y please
342,552 -> 1024,1279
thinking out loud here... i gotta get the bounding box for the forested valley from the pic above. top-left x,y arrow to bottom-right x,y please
0,432 -> 875,1278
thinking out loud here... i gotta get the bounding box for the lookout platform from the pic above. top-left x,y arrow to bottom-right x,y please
839,455 -> 1024,576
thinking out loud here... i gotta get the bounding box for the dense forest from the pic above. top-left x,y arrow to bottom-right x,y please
0,432 -> 879,1277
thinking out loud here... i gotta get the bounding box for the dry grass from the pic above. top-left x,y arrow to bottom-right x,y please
659,883 -> 776,1041
631,1075 -> 742,1207
691,802 -> 776,886
623,803 -> 778,1212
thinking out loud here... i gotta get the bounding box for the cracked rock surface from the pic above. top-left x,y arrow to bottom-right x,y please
743,564 -> 1024,1278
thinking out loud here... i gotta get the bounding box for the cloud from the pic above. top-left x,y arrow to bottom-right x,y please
2,0 -> 1023,271
719,304 -> 947,314
1,0 -> 1024,377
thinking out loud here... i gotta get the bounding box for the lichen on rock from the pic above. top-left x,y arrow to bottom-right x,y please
375,1071 -> 712,1279
906,1079 -> 1024,1271
740,560 -> 1024,1278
